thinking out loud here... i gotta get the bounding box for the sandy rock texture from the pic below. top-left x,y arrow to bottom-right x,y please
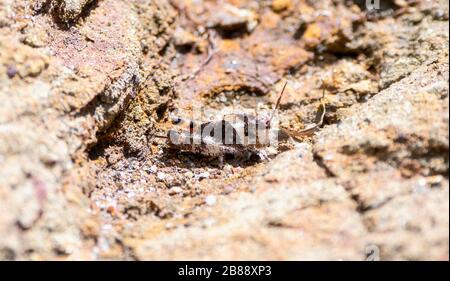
0,0 -> 173,260
0,0 -> 448,260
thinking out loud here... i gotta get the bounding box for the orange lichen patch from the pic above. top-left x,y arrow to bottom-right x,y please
271,0 -> 292,12
303,23 -> 322,43
219,40 -> 242,52
259,11 -> 281,30
297,3 -> 362,51
303,15 -> 347,50
269,44 -> 313,72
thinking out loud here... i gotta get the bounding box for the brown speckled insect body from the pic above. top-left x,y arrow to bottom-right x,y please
157,82 -> 326,166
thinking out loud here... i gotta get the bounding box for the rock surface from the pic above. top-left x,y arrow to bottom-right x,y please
0,0 -> 448,260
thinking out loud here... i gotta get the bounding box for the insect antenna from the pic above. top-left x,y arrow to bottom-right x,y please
283,80 -> 327,140
269,81 -> 288,123
320,79 -> 326,99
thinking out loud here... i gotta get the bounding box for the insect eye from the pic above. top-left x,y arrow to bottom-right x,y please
171,116 -> 182,124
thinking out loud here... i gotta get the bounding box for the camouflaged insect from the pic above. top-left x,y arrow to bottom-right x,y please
158,82 -> 326,166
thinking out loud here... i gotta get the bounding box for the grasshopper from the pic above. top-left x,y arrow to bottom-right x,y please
155,82 -> 326,167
